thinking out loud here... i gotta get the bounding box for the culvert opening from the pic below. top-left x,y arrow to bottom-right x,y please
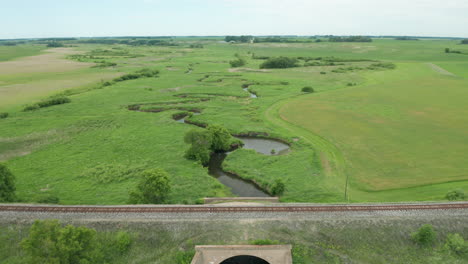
191,245 -> 292,264
220,255 -> 270,264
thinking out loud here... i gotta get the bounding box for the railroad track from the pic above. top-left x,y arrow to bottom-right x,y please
1,203 -> 468,214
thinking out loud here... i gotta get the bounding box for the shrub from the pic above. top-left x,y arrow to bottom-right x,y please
367,62 -> 396,70
271,179 -> 285,196
445,48 -> 450,53
113,68 -> 159,82
411,224 -> 437,247
36,195 -> 60,204
260,57 -> 298,69
443,233 -> 468,256
23,104 -> 40,111
93,61 -> 117,68
37,96 -> 71,108
0,112 -> 8,119
21,220 -> 101,264
128,169 -> 171,204
114,231 -> 132,254
320,71 -> 326,74
229,58 -> 246,67
446,189 -> 465,201
301,86 -> 314,93
0,163 -> 16,202
24,96 -> 71,111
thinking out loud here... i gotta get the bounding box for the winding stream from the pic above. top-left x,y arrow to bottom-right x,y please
176,113 -> 290,197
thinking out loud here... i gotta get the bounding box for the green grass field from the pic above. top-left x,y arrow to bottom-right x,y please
0,45 -> 45,62
1,38 -> 467,204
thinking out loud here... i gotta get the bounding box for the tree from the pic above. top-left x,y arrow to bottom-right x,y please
0,163 -> 16,202
207,125 -> 232,152
21,220 -> 101,264
445,48 -> 450,53
461,39 -> 468,44
271,179 -> 285,196
411,224 -> 437,247
129,169 -> 171,204
184,129 -> 213,165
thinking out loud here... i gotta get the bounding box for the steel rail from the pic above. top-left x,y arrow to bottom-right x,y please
1,203 -> 468,214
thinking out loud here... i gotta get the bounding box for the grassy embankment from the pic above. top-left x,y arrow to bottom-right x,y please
1,217 -> 468,263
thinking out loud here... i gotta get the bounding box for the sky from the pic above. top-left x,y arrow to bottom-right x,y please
1,0 -> 467,39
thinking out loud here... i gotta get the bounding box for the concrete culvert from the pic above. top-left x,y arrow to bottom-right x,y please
220,255 -> 270,264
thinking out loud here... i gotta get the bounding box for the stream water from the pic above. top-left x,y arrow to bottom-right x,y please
243,88 -> 257,98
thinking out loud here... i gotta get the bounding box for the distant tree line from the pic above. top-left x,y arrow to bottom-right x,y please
253,37 -> 316,43
189,44 -> 204,48
224,35 -> 254,43
46,41 -> 64,47
395,36 -> 419,40
329,36 -> 372,42
76,38 -> 178,46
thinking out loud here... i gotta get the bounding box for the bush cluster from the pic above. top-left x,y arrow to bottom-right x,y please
271,179 -> 286,196
260,56 -> 298,69
0,112 -> 8,119
113,68 -> 159,82
20,220 -> 132,264
92,61 -> 117,68
23,96 -> 71,111
446,189 -> 465,201
229,53 -> 246,67
301,86 -> 314,93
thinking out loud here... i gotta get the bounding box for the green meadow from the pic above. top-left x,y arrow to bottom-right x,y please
1,38 -> 467,204
0,45 -> 45,62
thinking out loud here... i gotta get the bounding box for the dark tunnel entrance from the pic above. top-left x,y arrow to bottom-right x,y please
220,255 -> 270,264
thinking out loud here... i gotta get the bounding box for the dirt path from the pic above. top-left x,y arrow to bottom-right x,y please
0,48 -> 94,75
427,63 -> 456,77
